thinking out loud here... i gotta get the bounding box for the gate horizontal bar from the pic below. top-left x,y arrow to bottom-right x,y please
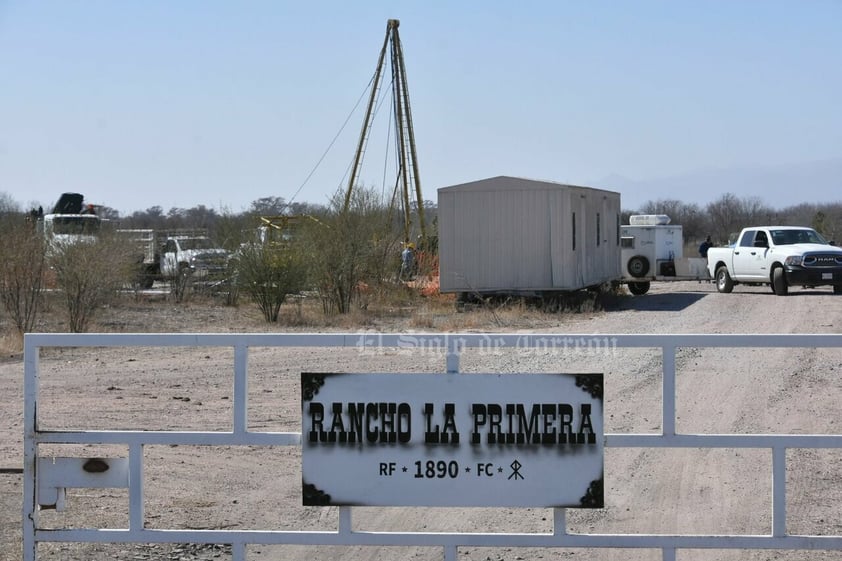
24,332 -> 842,348
34,528 -> 842,549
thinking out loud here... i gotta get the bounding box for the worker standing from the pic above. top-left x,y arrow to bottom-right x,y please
400,243 -> 415,281
699,236 -> 713,258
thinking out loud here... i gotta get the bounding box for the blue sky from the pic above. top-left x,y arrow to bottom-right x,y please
1,1 -> 840,215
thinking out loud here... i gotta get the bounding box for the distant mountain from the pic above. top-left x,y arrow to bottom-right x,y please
596,158 -> 842,211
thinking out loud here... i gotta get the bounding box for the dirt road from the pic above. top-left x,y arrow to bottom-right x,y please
2,281 -> 842,560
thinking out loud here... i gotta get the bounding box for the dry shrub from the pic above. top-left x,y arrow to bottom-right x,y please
49,231 -> 136,332
408,306 -> 436,329
436,288 -> 618,331
299,188 -> 403,315
234,244 -> 307,322
0,328 -> 23,355
405,293 -> 457,330
0,215 -> 47,333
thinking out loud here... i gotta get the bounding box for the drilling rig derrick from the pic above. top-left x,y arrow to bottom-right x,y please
344,19 -> 427,245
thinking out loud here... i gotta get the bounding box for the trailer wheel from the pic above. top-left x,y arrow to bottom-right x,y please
627,255 -> 650,278
715,266 -> 734,293
772,267 -> 788,296
628,281 -> 650,295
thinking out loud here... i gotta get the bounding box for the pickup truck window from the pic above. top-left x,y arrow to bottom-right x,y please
739,230 -> 757,247
51,216 -> 102,235
770,229 -> 828,245
179,238 -> 217,251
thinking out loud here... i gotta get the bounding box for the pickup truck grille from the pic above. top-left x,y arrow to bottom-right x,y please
802,254 -> 842,267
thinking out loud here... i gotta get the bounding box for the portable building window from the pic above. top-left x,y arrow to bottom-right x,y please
616,214 -> 621,245
596,213 -> 601,246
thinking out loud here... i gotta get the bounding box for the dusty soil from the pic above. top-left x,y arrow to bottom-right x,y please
3,281 -> 842,561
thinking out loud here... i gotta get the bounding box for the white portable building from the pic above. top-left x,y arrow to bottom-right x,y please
437,176 -> 622,295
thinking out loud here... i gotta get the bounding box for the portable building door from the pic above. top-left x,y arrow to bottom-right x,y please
549,188 -> 582,289
552,187 -> 621,289
600,192 -> 622,283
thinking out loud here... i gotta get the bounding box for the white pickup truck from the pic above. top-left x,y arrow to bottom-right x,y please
116,229 -> 230,288
160,235 -> 230,282
707,226 -> 842,295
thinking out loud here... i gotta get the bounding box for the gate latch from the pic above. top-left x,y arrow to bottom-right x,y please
37,457 -> 129,511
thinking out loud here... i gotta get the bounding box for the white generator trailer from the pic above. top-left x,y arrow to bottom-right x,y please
621,215 -> 710,295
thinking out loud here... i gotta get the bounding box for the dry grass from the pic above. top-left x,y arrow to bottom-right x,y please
0,330 -> 22,356
0,283 -> 618,353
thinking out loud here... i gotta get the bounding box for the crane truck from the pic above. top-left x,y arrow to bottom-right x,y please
36,193 -> 102,249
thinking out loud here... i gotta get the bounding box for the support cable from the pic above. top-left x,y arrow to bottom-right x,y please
284,74 -> 377,210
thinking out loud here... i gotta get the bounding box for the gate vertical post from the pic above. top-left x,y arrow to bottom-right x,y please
128,442 -> 144,532
662,345 -> 676,436
339,506 -> 352,534
772,446 -> 787,537
553,507 -> 567,536
446,336 -> 461,374
233,344 -> 248,434
22,337 -> 39,561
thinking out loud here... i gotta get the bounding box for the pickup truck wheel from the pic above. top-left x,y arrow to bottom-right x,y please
627,255 -> 650,278
772,267 -> 789,296
715,266 -> 734,293
833,285 -> 842,294
628,281 -> 650,295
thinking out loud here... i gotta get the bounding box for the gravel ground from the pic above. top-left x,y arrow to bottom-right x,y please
3,281 -> 842,560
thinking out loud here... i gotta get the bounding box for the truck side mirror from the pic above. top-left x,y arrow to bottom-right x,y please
754,239 -> 768,248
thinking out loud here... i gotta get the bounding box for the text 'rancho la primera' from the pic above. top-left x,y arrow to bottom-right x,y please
306,402 -> 597,446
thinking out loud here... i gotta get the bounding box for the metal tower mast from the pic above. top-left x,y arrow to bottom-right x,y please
344,19 -> 427,244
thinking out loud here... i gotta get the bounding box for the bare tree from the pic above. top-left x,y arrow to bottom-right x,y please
706,193 -> 747,245
249,196 -> 287,216
97,206 -> 121,221
812,203 -> 842,243
0,191 -> 20,214
0,215 -> 46,333
233,243 -> 307,322
780,202 -> 818,228
638,199 -> 708,242
300,188 -> 401,314
49,232 -> 136,332
184,204 -> 219,229
742,196 -> 775,225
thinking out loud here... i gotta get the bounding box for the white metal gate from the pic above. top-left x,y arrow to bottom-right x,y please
23,332 -> 842,560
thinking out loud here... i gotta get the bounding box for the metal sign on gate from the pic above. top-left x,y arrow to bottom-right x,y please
301,372 -> 604,507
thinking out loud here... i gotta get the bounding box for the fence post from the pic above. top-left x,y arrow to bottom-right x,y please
22,337 -> 39,561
